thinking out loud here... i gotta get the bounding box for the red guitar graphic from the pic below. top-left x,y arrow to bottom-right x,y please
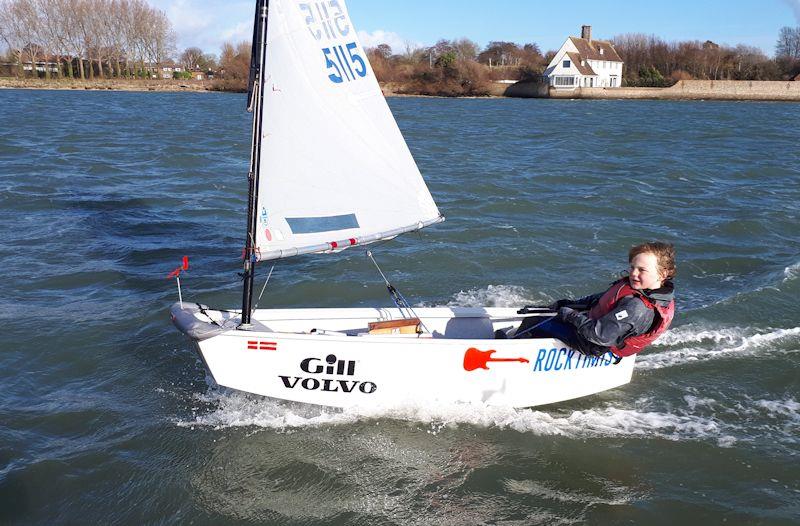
463,348 -> 530,372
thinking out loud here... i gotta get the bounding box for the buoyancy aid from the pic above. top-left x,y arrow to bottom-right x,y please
588,279 -> 675,357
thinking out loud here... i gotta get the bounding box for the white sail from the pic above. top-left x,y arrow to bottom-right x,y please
253,0 -> 442,261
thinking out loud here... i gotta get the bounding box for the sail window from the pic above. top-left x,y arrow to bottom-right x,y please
286,214 -> 360,234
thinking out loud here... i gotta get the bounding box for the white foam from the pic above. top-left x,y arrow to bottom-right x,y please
504,479 -> 634,506
652,324 -> 748,347
639,326 -> 800,370
179,390 -> 738,447
726,397 -> 800,445
683,395 -> 718,412
178,390 -> 358,430
784,262 -> 800,282
446,284 -> 543,308
753,398 -> 800,420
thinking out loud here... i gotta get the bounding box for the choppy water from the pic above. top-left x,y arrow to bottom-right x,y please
1,89 -> 798,524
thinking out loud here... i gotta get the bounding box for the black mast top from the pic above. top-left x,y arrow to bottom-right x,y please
240,0 -> 269,327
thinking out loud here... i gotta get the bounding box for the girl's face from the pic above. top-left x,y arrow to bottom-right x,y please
629,252 -> 664,290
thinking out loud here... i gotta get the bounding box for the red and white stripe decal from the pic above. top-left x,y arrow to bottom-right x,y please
246,340 -> 278,351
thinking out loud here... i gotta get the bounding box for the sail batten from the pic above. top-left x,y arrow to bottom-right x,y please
253,0 -> 442,261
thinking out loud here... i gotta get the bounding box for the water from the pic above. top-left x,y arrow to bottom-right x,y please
1,90 -> 798,524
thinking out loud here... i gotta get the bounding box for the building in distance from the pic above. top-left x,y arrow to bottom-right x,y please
544,26 -> 624,89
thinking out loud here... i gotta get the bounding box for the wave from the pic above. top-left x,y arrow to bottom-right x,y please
639,325 -> 800,370
178,390 -> 742,447
445,284 -> 541,308
504,479 -> 635,506
175,383 -> 800,452
178,389 -> 361,430
785,262 -> 800,283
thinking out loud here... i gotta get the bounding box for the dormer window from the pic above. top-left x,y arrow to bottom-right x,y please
563,60 -> 571,68
600,48 -> 604,55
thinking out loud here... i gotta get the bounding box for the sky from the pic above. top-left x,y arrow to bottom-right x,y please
148,0 -> 800,58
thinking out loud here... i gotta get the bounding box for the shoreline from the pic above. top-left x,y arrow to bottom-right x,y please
0,77 -> 213,93
3,77 -> 800,102
501,79 -> 800,102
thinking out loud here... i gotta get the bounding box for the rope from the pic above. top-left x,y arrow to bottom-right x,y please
366,250 -> 431,334
251,264 -> 275,315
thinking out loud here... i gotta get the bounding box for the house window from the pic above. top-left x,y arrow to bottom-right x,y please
553,76 -> 575,87
563,60 -> 571,68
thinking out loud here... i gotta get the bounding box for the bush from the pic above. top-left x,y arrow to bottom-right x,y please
400,59 -> 491,97
210,78 -> 248,92
627,66 -> 668,87
670,69 -> 693,82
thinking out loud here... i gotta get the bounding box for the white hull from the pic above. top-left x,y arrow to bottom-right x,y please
171,303 -> 635,408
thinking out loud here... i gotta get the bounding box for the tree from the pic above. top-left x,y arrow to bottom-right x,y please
478,41 -> 520,67
214,40 -> 250,90
366,44 -> 395,82
452,38 -> 479,61
180,46 -> 204,70
374,43 -> 392,59
776,26 -> 800,59
523,43 -> 541,56
143,8 -> 176,78
0,0 -> 29,76
435,50 -> 456,69
0,0 -> 179,81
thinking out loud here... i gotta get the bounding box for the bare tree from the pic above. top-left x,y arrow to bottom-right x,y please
180,46 -> 204,70
452,38 -> 479,61
128,0 -> 151,77
0,0 -> 179,81
776,26 -> 800,58
0,0 -> 29,76
478,41 -> 519,67
33,0 -> 67,78
143,8 -> 175,78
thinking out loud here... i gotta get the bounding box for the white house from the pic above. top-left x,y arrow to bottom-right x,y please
544,26 -> 624,89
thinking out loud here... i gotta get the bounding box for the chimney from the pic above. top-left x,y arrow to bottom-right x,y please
581,25 -> 592,42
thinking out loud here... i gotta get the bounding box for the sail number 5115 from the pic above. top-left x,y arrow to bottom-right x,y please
323,42 -> 367,83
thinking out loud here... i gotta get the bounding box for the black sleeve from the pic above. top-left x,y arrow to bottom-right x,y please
557,296 -> 655,348
569,291 -> 604,311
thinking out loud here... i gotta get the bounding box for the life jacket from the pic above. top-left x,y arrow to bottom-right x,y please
588,279 -> 675,357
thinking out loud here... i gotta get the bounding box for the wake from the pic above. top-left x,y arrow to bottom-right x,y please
639,325 -> 800,370
175,387 -> 799,450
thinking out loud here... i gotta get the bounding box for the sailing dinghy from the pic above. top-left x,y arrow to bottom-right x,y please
170,0 -> 636,408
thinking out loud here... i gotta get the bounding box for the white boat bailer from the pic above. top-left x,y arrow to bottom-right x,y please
170,0 -> 636,408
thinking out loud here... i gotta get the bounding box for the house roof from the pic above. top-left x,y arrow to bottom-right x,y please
569,36 -> 623,63
566,52 -> 597,76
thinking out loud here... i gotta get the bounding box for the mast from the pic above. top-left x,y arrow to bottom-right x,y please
240,0 -> 269,327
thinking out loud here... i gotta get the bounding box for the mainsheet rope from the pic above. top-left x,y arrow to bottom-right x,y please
366,250 -> 430,334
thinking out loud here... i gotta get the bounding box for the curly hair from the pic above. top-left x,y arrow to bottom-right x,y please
629,242 -> 676,280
